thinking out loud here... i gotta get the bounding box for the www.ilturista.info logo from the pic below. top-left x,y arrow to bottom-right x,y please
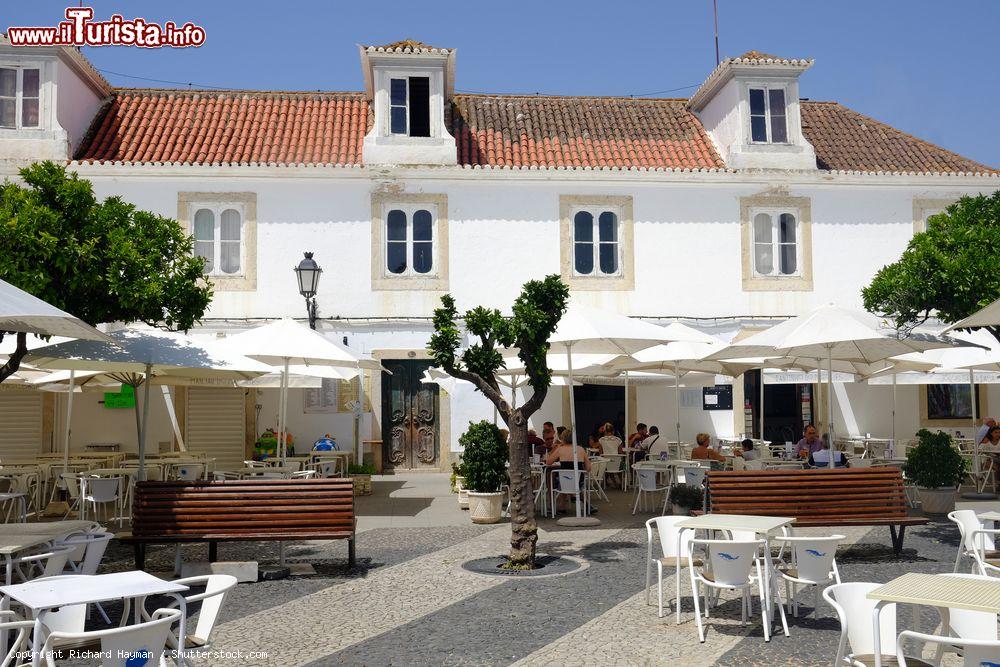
7,7 -> 205,48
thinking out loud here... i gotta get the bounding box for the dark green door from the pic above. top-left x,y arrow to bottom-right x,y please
381,359 -> 439,469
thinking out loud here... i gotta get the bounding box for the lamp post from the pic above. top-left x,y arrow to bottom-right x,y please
293,252 -> 323,329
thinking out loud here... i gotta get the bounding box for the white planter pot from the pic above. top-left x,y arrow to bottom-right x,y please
467,491 -> 504,524
916,486 -> 957,515
456,477 -> 469,509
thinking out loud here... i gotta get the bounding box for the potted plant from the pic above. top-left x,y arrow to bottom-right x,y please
347,463 -> 377,496
452,460 -> 470,508
460,420 -> 508,524
904,429 -> 967,515
669,484 -> 704,515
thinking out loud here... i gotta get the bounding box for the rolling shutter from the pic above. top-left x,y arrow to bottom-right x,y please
185,388 -> 246,469
0,390 -> 42,460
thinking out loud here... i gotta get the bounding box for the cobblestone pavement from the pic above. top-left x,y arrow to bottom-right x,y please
65,476 -> 979,666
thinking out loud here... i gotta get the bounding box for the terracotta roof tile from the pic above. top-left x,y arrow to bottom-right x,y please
74,89 -> 370,166
800,101 -> 996,174
73,89 -> 997,174
450,94 -> 724,169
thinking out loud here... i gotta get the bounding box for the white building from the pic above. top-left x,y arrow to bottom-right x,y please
1,39 -> 997,469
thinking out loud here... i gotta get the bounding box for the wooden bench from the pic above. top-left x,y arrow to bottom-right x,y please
704,467 -> 928,555
120,478 -> 356,569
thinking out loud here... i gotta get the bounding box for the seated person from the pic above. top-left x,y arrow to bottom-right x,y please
808,441 -> 846,468
526,428 -> 546,457
734,438 -> 758,461
796,424 -> 824,459
621,423 -> 648,454
598,422 -> 623,456
545,430 -> 592,513
691,433 -> 726,467
638,425 -> 662,458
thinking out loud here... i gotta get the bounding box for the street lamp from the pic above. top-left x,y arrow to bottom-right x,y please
293,252 -> 323,329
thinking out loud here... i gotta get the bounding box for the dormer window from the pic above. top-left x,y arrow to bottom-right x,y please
748,86 -> 787,143
389,77 -> 430,137
0,66 -> 40,129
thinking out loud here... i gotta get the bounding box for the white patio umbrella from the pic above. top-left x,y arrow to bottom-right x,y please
0,278 -> 110,342
945,297 -> 1000,332
24,329 -> 271,479
227,319 -> 383,465
547,306 -> 698,521
708,304 -> 963,468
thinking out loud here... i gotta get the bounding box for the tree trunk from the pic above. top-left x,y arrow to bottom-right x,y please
506,411 -> 537,568
0,332 -> 28,384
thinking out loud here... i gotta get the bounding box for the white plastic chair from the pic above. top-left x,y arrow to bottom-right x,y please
681,466 -> 707,488
59,473 -> 82,518
10,545 -> 75,582
731,457 -> 746,471
948,509 -> 998,573
174,463 -> 206,481
927,573 -> 999,663
291,470 -> 316,478
41,607 -> 182,667
644,516 -> 699,621
632,466 -> 670,515
744,459 -> 765,470
896,631 -> 998,667
823,581 -> 917,666
772,535 -> 843,618
599,435 -> 622,457
551,469 -> 589,518
56,531 -> 114,623
310,460 -> 341,478
138,574 -> 237,654
79,476 -> 122,526
0,610 -> 33,666
604,454 -> 625,489
587,458 -> 609,502
688,538 -> 768,643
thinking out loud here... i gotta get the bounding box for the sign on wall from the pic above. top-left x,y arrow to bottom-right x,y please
104,385 -> 135,409
702,385 -> 733,411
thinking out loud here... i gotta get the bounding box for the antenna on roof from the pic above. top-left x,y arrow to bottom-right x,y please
712,0 -> 721,66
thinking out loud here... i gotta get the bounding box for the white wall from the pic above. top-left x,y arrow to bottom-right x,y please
56,59 -> 104,156
62,387 -> 174,455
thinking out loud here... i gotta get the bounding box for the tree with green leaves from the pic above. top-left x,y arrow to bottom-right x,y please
862,192 -> 1000,340
0,161 -> 212,383
429,275 -> 569,568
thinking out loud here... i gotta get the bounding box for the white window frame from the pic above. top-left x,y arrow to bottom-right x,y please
747,84 -> 788,145
749,207 -> 802,278
570,205 -> 624,278
388,77 -> 410,136
382,202 -> 439,278
191,202 -> 246,278
385,73 -> 432,138
0,63 -> 43,130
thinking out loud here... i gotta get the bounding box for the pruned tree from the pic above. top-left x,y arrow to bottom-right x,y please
429,275 -> 569,567
862,191 -> 1000,340
0,161 -> 212,383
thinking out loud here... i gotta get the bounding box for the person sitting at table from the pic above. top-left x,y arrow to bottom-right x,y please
976,417 -> 997,447
638,425 -> 661,458
527,428 -> 546,457
796,424 -> 825,459
542,422 -> 557,450
808,440 -> 845,467
621,422 -> 647,455
983,425 -> 1000,447
734,438 -> 758,461
545,429 -> 592,514
598,422 -> 623,456
692,433 -> 726,467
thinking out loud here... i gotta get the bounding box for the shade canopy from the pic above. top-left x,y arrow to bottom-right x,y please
0,278 -> 110,341
946,297 -> 1000,332
23,329 -> 272,380
607,341 -> 762,378
884,329 -> 998,372
548,305 -> 700,355
707,304 -> 960,363
226,318 -> 381,370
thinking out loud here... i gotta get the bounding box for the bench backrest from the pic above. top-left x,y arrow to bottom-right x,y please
131,478 -> 355,538
706,468 -> 908,521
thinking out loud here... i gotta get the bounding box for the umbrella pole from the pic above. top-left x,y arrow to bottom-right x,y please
759,370 -> 765,441
279,358 -> 290,464
62,370 -> 75,469
139,363 -> 152,482
827,346 -> 835,469
673,361 -> 682,448
891,372 -> 897,453
971,369 -> 980,477
624,370 -> 629,443
566,344 -> 582,518
357,366 -> 365,470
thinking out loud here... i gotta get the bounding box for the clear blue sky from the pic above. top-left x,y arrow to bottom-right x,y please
7,0 -> 998,167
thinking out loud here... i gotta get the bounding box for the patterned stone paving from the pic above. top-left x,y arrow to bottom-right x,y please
57,475 -> 979,666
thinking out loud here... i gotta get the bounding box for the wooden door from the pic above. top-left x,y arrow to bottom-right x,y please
381,359 -> 439,469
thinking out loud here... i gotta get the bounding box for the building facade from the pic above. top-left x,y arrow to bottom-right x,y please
1,39 -> 997,469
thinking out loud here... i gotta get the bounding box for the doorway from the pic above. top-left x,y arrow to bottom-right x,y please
380,359 -> 439,470
745,370 -> 814,443
572,383 -> 625,445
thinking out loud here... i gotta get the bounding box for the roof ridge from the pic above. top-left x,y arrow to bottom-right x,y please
453,92 -> 690,102
111,87 -> 365,96
816,101 -> 998,173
